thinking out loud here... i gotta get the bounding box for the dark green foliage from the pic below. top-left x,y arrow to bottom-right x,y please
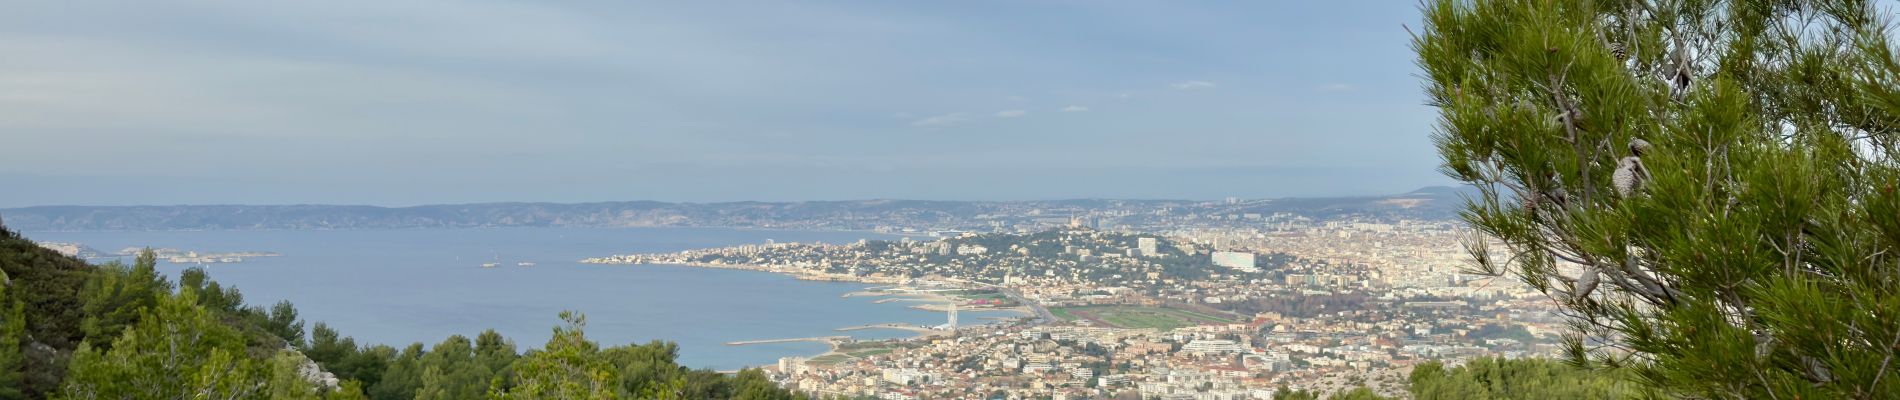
77,250 -> 171,345
307,322 -> 399,393
1408,357 -> 1647,399
1326,387 -> 1393,400
260,300 -> 306,348
180,267 -> 246,316
0,286 -> 27,400
728,369 -> 801,400
500,312 -> 629,399
413,335 -> 506,400
604,340 -> 687,397
346,345 -> 398,391
323,313 -> 810,400
305,323 -> 357,371
0,227 -> 95,398
1465,324 -> 1534,343
1271,385 -> 1392,400
492,311 -> 809,400
59,291 -> 268,399
370,343 -> 427,400
1420,0 -> 1900,397
472,330 -> 517,381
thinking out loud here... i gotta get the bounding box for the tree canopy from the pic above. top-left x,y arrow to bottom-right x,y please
1409,357 -> 1649,399
1419,0 -> 1900,397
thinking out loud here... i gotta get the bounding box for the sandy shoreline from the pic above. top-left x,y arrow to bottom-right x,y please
597,259 -> 1034,369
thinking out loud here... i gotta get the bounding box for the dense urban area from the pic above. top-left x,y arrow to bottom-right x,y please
581,188 -> 1570,399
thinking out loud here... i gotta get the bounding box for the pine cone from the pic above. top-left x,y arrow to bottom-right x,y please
1613,156 -> 1645,197
1573,266 -> 1601,299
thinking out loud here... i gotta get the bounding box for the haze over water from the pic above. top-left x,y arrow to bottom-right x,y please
24,227 -> 1020,370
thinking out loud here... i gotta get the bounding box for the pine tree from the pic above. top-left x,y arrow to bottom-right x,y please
1418,0 -> 1900,397
414,334 -> 499,400
57,291 -> 275,399
305,323 -> 354,368
495,311 -> 623,400
76,249 -> 170,345
369,343 -> 426,400
265,300 -> 307,348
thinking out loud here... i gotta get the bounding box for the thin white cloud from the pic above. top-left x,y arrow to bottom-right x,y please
1060,105 -> 1088,112
1170,80 -> 1216,90
995,110 -> 1027,118
910,112 -> 968,126
1318,83 -> 1355,92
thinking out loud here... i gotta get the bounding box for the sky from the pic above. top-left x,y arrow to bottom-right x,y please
0,1 -> 1452,207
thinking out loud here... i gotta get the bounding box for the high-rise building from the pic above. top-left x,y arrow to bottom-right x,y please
1211,251 -> 1258,272
778,356 -> 808,375
1137,237 -> 1159,257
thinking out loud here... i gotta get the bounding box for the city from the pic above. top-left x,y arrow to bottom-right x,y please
3,1 -> 1894,399
584,206 -> 1563,399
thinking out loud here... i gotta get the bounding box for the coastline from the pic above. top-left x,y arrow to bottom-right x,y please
614,261 -> 1035,369
627,261 -> 1037,315
37,227 -> 962,372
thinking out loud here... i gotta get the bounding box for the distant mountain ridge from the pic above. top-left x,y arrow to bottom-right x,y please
0,187 -> 1474,231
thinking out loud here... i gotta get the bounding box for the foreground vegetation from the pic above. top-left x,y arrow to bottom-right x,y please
1269,357 -> 1649,400
1421,0 -> 1900,397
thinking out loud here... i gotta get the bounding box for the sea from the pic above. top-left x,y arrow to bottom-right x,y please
20,227 -> 1021,370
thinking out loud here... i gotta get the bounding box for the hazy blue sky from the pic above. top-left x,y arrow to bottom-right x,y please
0,1 -> 1450,207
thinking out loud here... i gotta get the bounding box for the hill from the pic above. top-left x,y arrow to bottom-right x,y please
0,187 -> 1475,232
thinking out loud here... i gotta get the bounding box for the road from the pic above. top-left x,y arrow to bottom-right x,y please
998,287 -> 1056,324
725,336 -> 849,346
837,323 -> 940,334
940,278 -> 1057,325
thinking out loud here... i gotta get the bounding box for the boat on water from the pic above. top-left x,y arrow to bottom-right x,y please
480,263 -> 499,268
517,262 -> 535,267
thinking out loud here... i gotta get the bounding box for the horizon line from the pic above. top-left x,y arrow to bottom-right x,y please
0,185 -> 1470,210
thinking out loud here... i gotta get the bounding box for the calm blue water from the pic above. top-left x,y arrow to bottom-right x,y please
23,227 -> 1019,370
